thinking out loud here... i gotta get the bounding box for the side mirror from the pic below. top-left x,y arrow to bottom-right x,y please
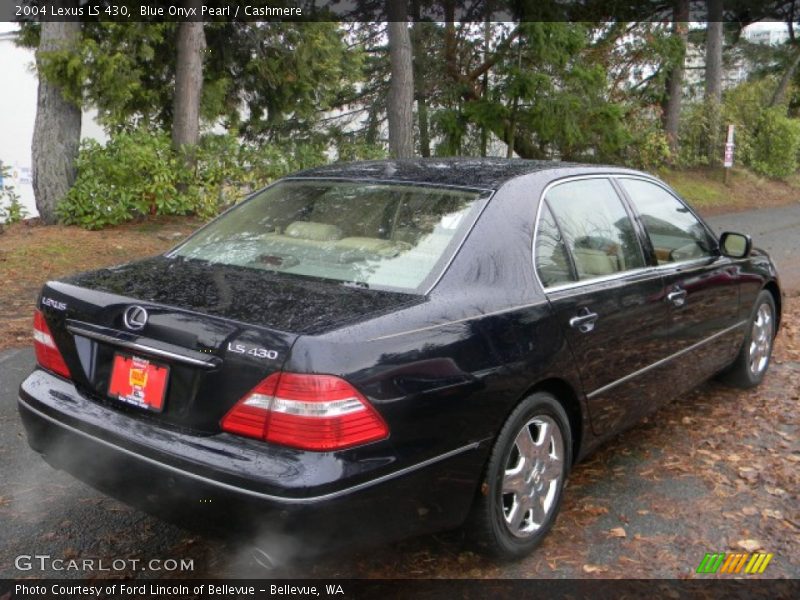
719,231 -> 752,259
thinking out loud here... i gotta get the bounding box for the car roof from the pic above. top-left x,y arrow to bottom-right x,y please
291,158 -> 644,191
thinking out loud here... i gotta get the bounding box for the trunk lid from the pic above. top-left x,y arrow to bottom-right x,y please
39,256 -> 419,433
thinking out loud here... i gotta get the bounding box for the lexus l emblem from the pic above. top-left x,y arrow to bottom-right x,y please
123,306 -> 148,331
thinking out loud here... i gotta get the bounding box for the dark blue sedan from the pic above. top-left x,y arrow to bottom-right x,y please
19,159 -> 781,558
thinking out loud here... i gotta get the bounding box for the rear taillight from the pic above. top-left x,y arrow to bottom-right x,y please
33,309 -> 71,379
221,372 -> 389,451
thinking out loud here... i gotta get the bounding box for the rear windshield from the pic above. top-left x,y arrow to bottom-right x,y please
171,179 -> 489,293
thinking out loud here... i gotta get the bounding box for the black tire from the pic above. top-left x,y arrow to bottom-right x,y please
719,290 -> 777,389
468,392 -> 572,559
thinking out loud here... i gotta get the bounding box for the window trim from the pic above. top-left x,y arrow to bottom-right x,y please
541,257 -> 718,295
532,173 -> 721,294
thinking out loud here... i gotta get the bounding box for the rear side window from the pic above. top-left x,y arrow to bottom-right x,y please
535,203 -> 574,288
543,179 -> 645,281
617,178 -> 714,264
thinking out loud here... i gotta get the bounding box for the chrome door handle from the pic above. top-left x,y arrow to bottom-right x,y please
667,288 -> 688,307
569,309 -> 599,333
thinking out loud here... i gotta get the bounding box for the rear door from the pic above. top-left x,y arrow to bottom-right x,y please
535,177 -> 670,436
615,177 -> 742,390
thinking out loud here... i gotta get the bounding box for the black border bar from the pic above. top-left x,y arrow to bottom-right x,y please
2,578 -> 800,600
3,1 -> 800,23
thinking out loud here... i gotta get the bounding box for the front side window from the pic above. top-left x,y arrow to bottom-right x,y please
617,178 -> 714,264
172,180 -> 488,293
545,178 -> 645,281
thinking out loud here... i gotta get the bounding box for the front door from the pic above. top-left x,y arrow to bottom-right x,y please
615,177 -> 742,392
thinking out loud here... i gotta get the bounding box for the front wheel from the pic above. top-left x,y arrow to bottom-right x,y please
469,392 -> 572,559
719,290 -> 777,388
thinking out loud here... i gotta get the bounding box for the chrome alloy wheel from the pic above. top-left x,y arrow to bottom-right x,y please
749,303 -> 773,376
500,416 -> 564,538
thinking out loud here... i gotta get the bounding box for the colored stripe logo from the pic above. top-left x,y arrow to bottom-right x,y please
697,552 -> 773,574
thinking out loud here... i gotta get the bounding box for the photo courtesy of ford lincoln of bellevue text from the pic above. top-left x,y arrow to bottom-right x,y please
17,158 -> 782,558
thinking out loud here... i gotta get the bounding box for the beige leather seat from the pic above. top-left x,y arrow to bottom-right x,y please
573,248 -> 618,277
334,237 -> 406,258
258,223 -> 409,264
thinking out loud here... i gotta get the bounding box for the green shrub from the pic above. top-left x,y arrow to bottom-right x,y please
751,108 -> 800,178
0,161 -> 29,225
192,135 -> 328,212
59,130 -> 330,229
332,138 -> 387,163
59,130 -> 188,229
677,101 -> 713,168
721,77 -> 777,169
626,126 -> 671,170
678,78 -> 794,174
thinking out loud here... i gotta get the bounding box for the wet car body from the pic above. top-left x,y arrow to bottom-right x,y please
18,159 -> 782,552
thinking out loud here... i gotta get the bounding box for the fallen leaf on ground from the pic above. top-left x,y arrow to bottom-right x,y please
738,468 -> 758,481
582,564 -> 608,573
736,539 -> 763,552
609,527 -> 627,538
581,504 -> 609,516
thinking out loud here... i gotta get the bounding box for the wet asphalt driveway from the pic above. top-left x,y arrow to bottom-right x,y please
0,206 -> 798,579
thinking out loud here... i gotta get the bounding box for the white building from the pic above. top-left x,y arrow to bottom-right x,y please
0,24 -> 105,221
744,23 -> 790,46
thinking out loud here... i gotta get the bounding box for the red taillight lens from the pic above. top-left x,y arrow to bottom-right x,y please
219,373 -> 280,440
221,372 -> 389,451
33,309 -> 71,379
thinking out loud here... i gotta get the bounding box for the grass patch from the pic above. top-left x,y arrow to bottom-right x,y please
0,216 -> 201,350
664,174 -> 725,208
659,167 -> 800,215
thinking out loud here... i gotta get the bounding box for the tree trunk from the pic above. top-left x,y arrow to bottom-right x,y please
705,0 -> 724,166
417,96 -> 431,157
505,106 -> 517,159
770,47 -> 800,108
172,1 -> 206,156
663,0 -> 689,157
31,19 -> 81,225
480,15 -> 491,157
365,102 -> 380,146
386,2 -> 414,159
506,41 -> 523,159
412,16 -> 431,158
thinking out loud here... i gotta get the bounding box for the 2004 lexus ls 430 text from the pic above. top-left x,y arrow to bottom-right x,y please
18,159 -> 781,558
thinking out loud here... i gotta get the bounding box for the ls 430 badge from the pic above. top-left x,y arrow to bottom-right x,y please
227,342 -> 279,361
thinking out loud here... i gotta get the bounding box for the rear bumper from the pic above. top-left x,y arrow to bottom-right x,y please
18,369 -> 487,548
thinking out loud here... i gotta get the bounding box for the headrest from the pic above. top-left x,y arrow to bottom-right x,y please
284,221 -> 343,241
